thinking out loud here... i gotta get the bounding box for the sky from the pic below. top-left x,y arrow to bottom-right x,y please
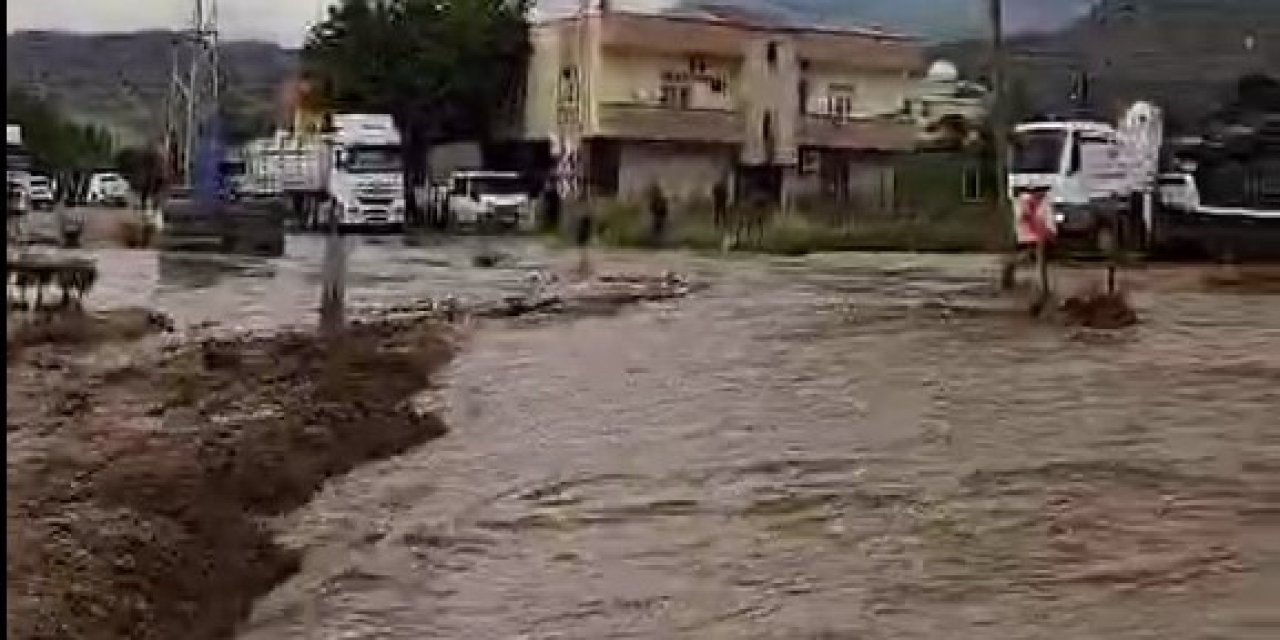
5,0 -> 675,48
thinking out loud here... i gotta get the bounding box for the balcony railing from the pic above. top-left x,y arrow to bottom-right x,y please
798,115 -> 918,151
595,103 -> 743,144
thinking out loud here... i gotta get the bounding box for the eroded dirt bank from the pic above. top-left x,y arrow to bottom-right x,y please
6,312 -> 457,640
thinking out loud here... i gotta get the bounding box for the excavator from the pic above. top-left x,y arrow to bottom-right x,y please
158,114 -> 286,256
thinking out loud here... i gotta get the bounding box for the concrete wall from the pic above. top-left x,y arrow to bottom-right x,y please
739,36 -> 801,166
522,25 -> 563,141
426,143 -> 483,183
788,152 -> 900,219
617,141 -> 733,204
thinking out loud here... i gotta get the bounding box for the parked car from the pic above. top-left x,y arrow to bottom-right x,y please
27,175 -> 56,210
438,171 -> 534,231
86,172 -> 132,207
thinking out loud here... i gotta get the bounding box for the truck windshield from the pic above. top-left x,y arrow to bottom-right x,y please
220,161 -> 246,177
1010,130 -> 1066,174
346,146 -> 402,173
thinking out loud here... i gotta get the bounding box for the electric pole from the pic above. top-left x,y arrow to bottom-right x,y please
987,0 -> 1008,201
163,0 -> 221,186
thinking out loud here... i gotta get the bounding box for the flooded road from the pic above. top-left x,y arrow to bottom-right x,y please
78,236 -> 1280,638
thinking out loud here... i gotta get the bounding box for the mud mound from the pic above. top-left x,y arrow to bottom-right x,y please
7,308 -> 174,359
116,218 -> 157,249
1061,290 -> 1139,330
7,320 -> 456,640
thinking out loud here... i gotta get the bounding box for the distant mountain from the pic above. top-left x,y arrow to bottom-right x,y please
10,0 -> 1276,146
934,0 -> 1280,127
678,0 -> 1095,41
6,30 -> 296,146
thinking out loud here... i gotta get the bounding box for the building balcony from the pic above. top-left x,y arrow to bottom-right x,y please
595,103 -> 743,144
798,115 -> 919,152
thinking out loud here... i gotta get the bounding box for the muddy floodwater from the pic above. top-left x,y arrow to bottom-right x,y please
65,235 -> 1280,638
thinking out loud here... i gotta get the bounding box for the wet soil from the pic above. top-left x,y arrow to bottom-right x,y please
6,316 -> 457,640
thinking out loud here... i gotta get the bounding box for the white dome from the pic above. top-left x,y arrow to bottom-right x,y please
926,60 -> 960,83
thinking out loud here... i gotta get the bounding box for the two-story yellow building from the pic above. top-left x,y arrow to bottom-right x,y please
516,4 -> 925,211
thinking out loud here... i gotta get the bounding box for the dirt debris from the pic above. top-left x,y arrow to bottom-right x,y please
7,318 -> 457,640
1060,287 -> 1140,330
7,308 -> 175,362
1200,264 -> 1280,293
358,270 -> 698,324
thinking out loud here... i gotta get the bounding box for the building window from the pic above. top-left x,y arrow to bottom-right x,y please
689,56 -> 708,74
798,78 -> 810,116
762,111 -> 776,161
829,94 -> 854,119
827,83 -> 856,120
766,42 -> 778,69
962,166 -> 983,202
660,83 -> 691,109
558,67 -> 579,106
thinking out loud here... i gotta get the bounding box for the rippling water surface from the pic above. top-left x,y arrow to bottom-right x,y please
77,234 -> 1280,638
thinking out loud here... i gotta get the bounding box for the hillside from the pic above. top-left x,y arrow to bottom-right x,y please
6,30 -> 296,146
678,0 -> 1094,41
933,0 -> 1280,127
9,0 -> 1276,145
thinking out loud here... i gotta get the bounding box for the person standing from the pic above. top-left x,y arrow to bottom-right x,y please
647,182 -> 669,247
542,180 -> 562,233
712,178 -> 728,230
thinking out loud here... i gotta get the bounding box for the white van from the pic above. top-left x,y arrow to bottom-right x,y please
87,172 -> 132,207
28,175 -> 55,210
443,171 -> 533,230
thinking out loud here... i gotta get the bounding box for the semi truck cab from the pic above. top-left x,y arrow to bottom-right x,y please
324,114 -> 406,231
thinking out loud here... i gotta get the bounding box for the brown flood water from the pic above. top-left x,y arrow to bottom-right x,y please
99,239 -> 1264,640
28,229 -> 1275,639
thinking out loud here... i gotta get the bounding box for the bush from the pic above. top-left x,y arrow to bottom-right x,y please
582,196 -> 1011,255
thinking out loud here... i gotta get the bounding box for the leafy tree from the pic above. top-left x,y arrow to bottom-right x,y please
1234,73 -> 1280,113
302,0 -> 531,216
6,87 -> 115,173
114,146 -> 167,206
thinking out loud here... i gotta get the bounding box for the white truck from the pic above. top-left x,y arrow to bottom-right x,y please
86,172 -> 132,207
318,113 -> 406,231
1006,102 -> 1164,252
1008,103 -> 1280,259
241,132 -> 327,208
7,124 -> 31,218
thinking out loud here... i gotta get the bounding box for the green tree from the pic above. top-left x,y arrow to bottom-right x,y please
1234,73 -> 1280,113
114,146 -> 167,206
7,87 -> 116,173
302,0 -> 531,216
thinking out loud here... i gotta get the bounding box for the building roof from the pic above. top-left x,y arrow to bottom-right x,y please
533,5 -> 917,41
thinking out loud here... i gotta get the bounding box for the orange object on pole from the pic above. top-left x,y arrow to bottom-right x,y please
277,75 -> 325,133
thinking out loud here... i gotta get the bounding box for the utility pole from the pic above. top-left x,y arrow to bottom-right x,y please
987,0 -> 1008,202
163,0 -> 221,186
